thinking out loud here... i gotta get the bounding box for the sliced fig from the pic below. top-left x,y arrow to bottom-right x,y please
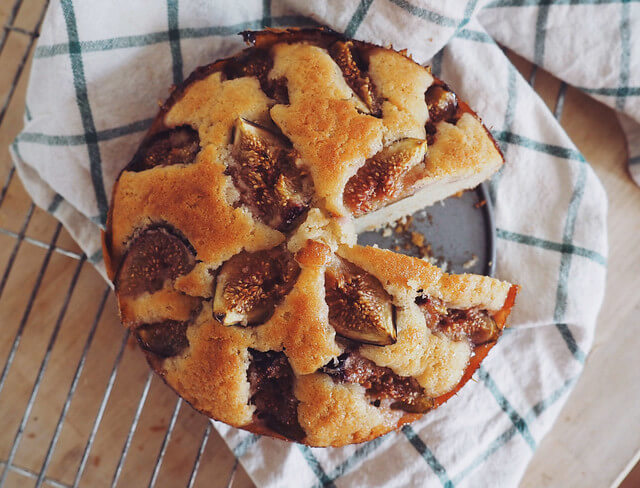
324,258 -> 396,346
416,296 -> 499,345
224,49 -> 271,82
321,353 -> 432,414
415,295 -> 447,319
234,117 -> 288,150
391,396 -> 435,414
329,40 -> 381,116
425,122 -> 438,146
116,227 -> 196,298
438,308 -> 499,345
344,138 -> 427,216
135,320 -> 189,357
228,118 -> 311,232
247,349 -> 305,441
213,246 -> 300,327
127,126 -> 200,172
425,84 -> 458,124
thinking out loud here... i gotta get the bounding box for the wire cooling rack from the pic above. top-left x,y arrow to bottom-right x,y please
0,1 -> 578,488
0,1 -> 244,487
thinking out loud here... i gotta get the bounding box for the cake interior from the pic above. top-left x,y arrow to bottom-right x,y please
352,162 -> 499,233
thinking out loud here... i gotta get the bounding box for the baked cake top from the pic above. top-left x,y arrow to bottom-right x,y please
103,28 -> 516,447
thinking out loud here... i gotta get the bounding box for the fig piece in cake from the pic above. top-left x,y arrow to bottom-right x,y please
223,49 -> 289,104
344,138 -> 427,216
416,296 -> 500,345
425,84 -> 459,145
324,258 -> 396,346
135,320 -> 189,357
127,126 -> 200,172
213,246 -> 300,326
228,118 -> 311,232
391,396 -> 435,414
115,227 -> 196,297
321,353 -> 433,413
438,308 -> 500,345
329,40 -> 381,116
425,84 -> 458,124
247,349 -> 305,441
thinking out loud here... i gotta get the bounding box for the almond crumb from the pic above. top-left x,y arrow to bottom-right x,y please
410,231 -> 425,248
418,243 -> 432,259
394,215 -> 413,234
474,199 -> 487,209
463,254 -> 479,269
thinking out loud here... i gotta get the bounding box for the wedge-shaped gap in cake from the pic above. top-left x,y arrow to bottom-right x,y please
227,118 -> 313,232
126,126 -> 200,172
321,352 -> 433,413
213,244 -> 300,327
115,225 -> 197,297
324,256 -> 396,346
247,349 -> 305,441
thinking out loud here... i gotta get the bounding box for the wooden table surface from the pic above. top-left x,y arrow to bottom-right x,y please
0,2 -> 639,487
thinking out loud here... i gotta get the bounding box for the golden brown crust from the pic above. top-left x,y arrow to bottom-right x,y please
163,311 -> 255,426
165,72 -> 273,147
420,113 -> 503,184
337,244 -> 443,295
340,244 -> 513,311
173,262 -> 216,298
269,42 -> 384,216
294,239 -> 333,268
439,271 -> 513,312
367,48 -> 433,144
254,265 -> 341,375
104,27 -> 518,448
109,147 -> 284,268
295,373 -> 398,447
119,288 -> 200,328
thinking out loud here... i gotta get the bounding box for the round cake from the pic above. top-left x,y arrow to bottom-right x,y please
103,28 -> 518,447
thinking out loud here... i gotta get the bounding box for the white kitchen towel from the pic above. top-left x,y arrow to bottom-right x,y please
9,1 -> 618,486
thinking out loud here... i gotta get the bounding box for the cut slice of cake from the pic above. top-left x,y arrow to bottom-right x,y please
244,28 -> 504,231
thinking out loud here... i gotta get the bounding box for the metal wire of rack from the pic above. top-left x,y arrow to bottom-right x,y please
0,1 -> 241,487
0,1 -> 581,487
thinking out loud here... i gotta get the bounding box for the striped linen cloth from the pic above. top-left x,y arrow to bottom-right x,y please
10,0 -> 627,486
